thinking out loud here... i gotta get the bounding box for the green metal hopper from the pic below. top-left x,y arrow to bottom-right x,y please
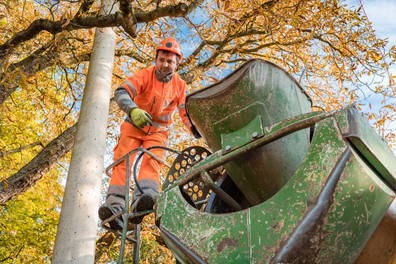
156,59 -> 396,264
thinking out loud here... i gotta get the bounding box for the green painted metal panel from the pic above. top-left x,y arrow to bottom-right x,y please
157,110 -> 396,264
315,149 -> 394,263
186,59 -> 312,205
335,108 -> 396,190
156,59 -> 396,263
219,109 -> 264,151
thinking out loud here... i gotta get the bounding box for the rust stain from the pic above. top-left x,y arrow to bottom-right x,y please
216,237 -> 238,253
272,220 -> 285,232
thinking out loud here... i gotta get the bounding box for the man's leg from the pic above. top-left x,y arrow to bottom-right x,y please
130,131 -> 168,224
99,122 -> 142,230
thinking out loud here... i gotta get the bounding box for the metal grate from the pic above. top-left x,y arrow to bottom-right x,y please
163,146 -> 213,206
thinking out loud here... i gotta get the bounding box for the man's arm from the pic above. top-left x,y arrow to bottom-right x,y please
114,87 -> 137,115
115,76 -> 152,128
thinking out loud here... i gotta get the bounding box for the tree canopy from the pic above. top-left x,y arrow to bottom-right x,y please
0,0 -> 395,262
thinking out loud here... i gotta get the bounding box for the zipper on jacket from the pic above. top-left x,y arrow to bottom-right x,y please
147,96 -> 156,134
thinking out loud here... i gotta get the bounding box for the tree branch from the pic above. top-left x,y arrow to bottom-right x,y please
0,14 -> 120,59
0,124 -> 77,204
115,49 -> 149,64
75,0 -> 95,18
0,0 -> 204,59
0,45 -> 90,105
7,40 -> 56,73
95,231 -> 116,262
0,141 -> 43,158
119,0 -> 137,37
0,44 -> 146,105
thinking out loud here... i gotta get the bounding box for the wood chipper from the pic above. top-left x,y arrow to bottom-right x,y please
155,59 -> 396,264
104,59 -> 396,264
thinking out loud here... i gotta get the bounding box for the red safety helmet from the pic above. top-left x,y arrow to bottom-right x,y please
156,38 -> 183,60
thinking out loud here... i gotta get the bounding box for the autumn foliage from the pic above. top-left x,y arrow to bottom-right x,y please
0,0 -> 395,262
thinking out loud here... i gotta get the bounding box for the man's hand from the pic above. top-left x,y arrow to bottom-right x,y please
129,108 -> 153,128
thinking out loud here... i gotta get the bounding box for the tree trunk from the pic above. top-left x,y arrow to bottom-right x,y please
0,124 -> 77,205
52,0 -> 116,262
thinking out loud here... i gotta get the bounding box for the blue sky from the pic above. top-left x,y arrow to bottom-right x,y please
349,0 -> 396,213
355,0 -> 396,133
363,0 -> 396,44
347,0 -> 395,82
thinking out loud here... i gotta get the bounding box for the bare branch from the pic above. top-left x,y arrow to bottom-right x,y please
313,34 -> 346,57
0,142 -> 43,158
115,49 -> 149,64
182,41 -> 206,65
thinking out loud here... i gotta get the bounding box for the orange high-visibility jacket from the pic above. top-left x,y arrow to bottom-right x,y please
119,66 -> 191,134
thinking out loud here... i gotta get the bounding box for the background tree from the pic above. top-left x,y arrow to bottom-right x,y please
0,0 -> 395,262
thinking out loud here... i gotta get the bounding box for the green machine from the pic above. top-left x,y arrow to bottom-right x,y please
155,59 -> 396,264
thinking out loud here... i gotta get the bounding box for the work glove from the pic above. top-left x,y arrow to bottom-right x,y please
190,125 -> 201,139
129,108 -> 153,128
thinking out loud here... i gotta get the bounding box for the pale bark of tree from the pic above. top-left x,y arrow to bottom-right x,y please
0,124 -> 77,205
52,0 -> 116,261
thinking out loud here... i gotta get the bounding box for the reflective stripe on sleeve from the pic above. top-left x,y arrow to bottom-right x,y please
152,121 -> 167,128
157,113 -> 172,122
114,87 -> 137,114
123,80 -> 137,97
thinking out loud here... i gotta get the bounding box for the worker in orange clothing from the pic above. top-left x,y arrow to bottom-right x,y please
99,38 -> 200,230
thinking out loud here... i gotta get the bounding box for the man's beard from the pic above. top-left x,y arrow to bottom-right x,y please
155,68 -> 174,82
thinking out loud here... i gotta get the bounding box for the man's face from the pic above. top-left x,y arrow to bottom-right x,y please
155,50 -> 178,75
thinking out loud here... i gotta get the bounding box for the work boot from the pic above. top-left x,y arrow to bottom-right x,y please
98,193 -> 125,231
130,179 -> 159,224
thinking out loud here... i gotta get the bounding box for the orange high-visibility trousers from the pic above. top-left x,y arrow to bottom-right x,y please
110,121 -> 168,188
